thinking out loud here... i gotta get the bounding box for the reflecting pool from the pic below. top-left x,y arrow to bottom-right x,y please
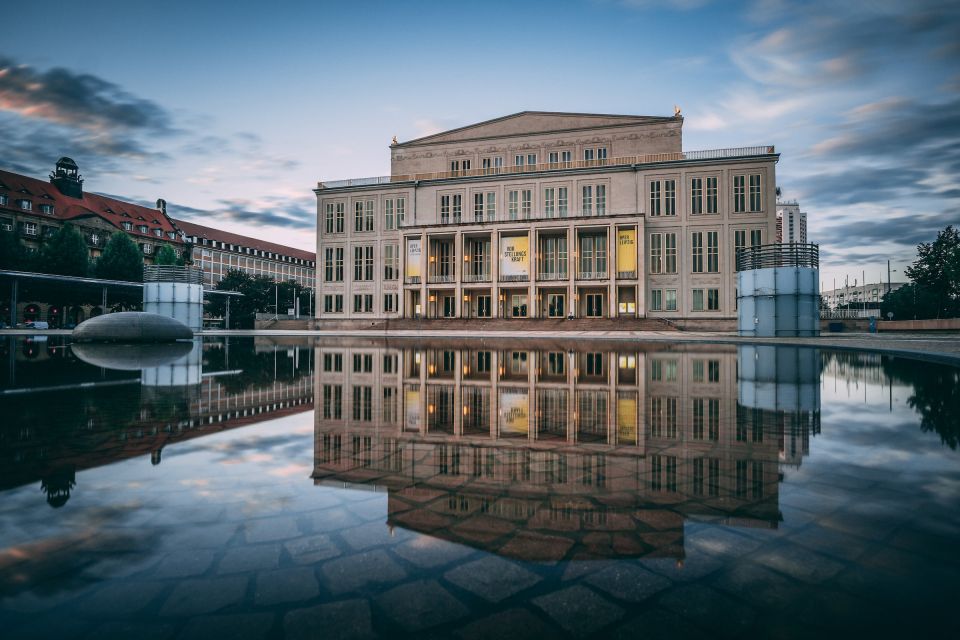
1,336 -> 958,638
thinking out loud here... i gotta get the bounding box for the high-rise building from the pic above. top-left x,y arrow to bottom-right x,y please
776,200 -> 807,244
314,111 -> 779,323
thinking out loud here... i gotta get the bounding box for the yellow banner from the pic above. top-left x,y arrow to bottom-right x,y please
617,229 -> 637,273
406,238 -> 422,278
499,236 -> 530,279
499,390 -> 529,436
617,396 -> 637,445
404,388 -> 421,432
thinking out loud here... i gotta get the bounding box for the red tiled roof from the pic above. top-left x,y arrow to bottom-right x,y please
0,168 -> 184,243
173,218 -> 315,262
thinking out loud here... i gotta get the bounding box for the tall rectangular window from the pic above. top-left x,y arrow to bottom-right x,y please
521,190 -> 532,219
548,151 -> 559,164
665,289 -> 677,311
649,181 -> 661,216
452,194 -> 462,222
706,177 -> 718,213
385,199 -> 395,230
515,154 -> 524,167
396,198 -> 405,226
335,248 -> 343,281
385,244 -> 399,280
691,178 -> 703,215
335,203 -> 345,233
441,195 -> 450,223
664,180 -> 676,216
650,233 -> 662,274
508,190 -> 519,220
354,246 -> 364,281
558,187 -> 568,217
665,233 -> 677,274
650,289 -> 662,311
486,192 -> 496,221
364,200 -> 374,231
474,193 -> 484,222
544,188 -> 555,217
325,204 -> 335,233
734,229 -> 746,272
583,185 -> 593,215
324,247 -> 334,281
527,154 -> 537,166
707,231 -> 719,272
692,232 -> 704,273
584,148 -> 594,161
693,289 -> 704,311
751,229 -> 763,247
708,288 -> 720,310
355,201 -> 364,231
749,174 -> 762,211
596,184 -> 606,215
734,175 -> 746,212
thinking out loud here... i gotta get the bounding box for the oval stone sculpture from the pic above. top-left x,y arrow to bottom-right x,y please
72,312 -> 194,343
71,341 -> 194,369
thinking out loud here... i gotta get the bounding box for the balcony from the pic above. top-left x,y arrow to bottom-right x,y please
317,146 -> 777,189
577,271 -> 608,281
463,272 -> 491,283
405,276 -> 421,285
537,271 -> 568,281
500,274 -> 529,283
428,273 -> 455,284
617,270 -> 637,279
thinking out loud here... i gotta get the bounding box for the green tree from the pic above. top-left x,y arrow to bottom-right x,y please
95,232 -> 144,282
206,271 -> 307,328
0,230 -> 29,270
39,225 -> 89,277
881,283 -> 941,321
904,225 -> 960,318
154,244 -> 180,266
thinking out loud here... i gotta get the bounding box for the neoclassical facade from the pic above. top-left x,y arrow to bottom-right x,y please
314,112 -> 778,323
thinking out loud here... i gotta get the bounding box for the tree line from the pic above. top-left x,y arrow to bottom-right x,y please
0,225 -> 182,281
882,225 -> 960,320
207,270 -> 313,329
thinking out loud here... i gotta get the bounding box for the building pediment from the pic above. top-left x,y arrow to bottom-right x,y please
396,111 -> 676,147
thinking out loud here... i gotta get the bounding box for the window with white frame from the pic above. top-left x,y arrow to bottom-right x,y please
335,203 -> 345,232
508,190 -> 519,220
583,185 -> 593,216
584,148 -> 594,162
17,199 -> 31,211
664,180 -> 676,216
597,147 -> 607,161
324,248 -> 334,281
527,153 -> 537,166
692,232 -> 704,273
691,178 -> 703,215
649,181 -> 661,216
707,231 -> 719,272
708,288 -> 720,310
693,289 -> 704,311
665,289 -> 677,311
40,204 -> 54,214
750,228 -> 763,247
24,222 -> 38,236
452,194 -> 462,222
384,244 -> 399,280
733,175 -> 746,212
521,189 -> 532,219
385,199 -> 395,230
441,195 -> 451,223
325,204 -> 335,233
0,194 -> 7,206
395,197 -> 405,226
596,184 -> 606,215
384,293 -> 398,313
665,233 -> 677,273
650,233 -> 663,274
334,247 -> 344,281
544,187 -> 556,217
557,187 -> 568,217
749,174 -> 762,211
650,289 -> 663,311
514,154 -> 524,167
364,200 -> 374,231
706,177 -> 718,213
485,192 -> 495,221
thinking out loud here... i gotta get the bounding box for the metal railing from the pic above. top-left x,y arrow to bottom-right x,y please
428,274 -> 456,284
404,276 -> 421,285
143,265 -> 203,284
617,270 -> 637,280
537,271 -> 568,281
318,145 -> 776,189
500,274 -> 529,282
463,273 -> 491,283
577,271 -> 608,281
735,243 -> 819,271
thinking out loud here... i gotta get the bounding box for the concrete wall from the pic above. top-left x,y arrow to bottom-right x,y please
878,318 -> 960,331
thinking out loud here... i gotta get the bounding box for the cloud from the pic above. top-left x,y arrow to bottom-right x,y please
0,57 -> 172,134
168,195 -> 316,231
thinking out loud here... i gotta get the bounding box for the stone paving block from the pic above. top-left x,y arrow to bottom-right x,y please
255,567 -> 320,606
151,549 -> 217,579
284,534 -> 343,565
162,522 -> 239,550
159,575 -> 248,616
711,562 -> 805,609
79,580 -> 166,616
320,549 -> 407,595
583,563 -> 672,603
658,583 -> 756,637
453,607 -> 555,640
497,531 -> 574,563
532,585 -> 625,637
375,579 -> 469,632
244,516 -> 301,543
610,608 -> 709,640
177,613 -> 274,640
787,524 -> 871,562
307,507 -> 363,533
85,621 -> 177,640
754,543 -> 845,583
284,599 -> 377,640
340,521 -> 413,551
218,545 -> 281,574
444,555 -> 542,603
392,536 -> 474,569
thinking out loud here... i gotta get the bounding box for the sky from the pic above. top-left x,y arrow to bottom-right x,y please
1,0 -> 958,289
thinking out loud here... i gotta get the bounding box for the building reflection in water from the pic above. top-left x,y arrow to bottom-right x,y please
313,341 -> 822,562
0,337 -> 314,506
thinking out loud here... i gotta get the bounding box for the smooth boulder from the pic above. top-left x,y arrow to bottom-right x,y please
72,311 -> 194,343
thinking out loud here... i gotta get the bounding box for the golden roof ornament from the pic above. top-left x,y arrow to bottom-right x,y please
392,135 -> 398,145
674,105 -> 682,117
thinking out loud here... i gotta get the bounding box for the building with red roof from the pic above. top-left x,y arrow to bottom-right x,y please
0,157 -> 187,262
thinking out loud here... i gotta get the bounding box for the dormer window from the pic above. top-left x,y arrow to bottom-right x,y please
153,229 -> 162,237
122,221 -> 133,231
17,199 -> 32,211
167,231 -> 176,239
121,211 -> 130,217
0,194 -> 8,206
138,225 -> 148,233
105,207 -> 115,214
39,204 -> 54,215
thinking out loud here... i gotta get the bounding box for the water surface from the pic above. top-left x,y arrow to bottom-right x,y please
1,336 -> 958,638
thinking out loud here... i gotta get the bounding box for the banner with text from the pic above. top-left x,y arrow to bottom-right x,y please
499,236 -> 530,280
499,389 -> 529,436
617,229 -> 637,274
406,238 -> 422,279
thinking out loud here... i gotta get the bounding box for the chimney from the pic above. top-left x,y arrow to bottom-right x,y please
156,198 -> 167,216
